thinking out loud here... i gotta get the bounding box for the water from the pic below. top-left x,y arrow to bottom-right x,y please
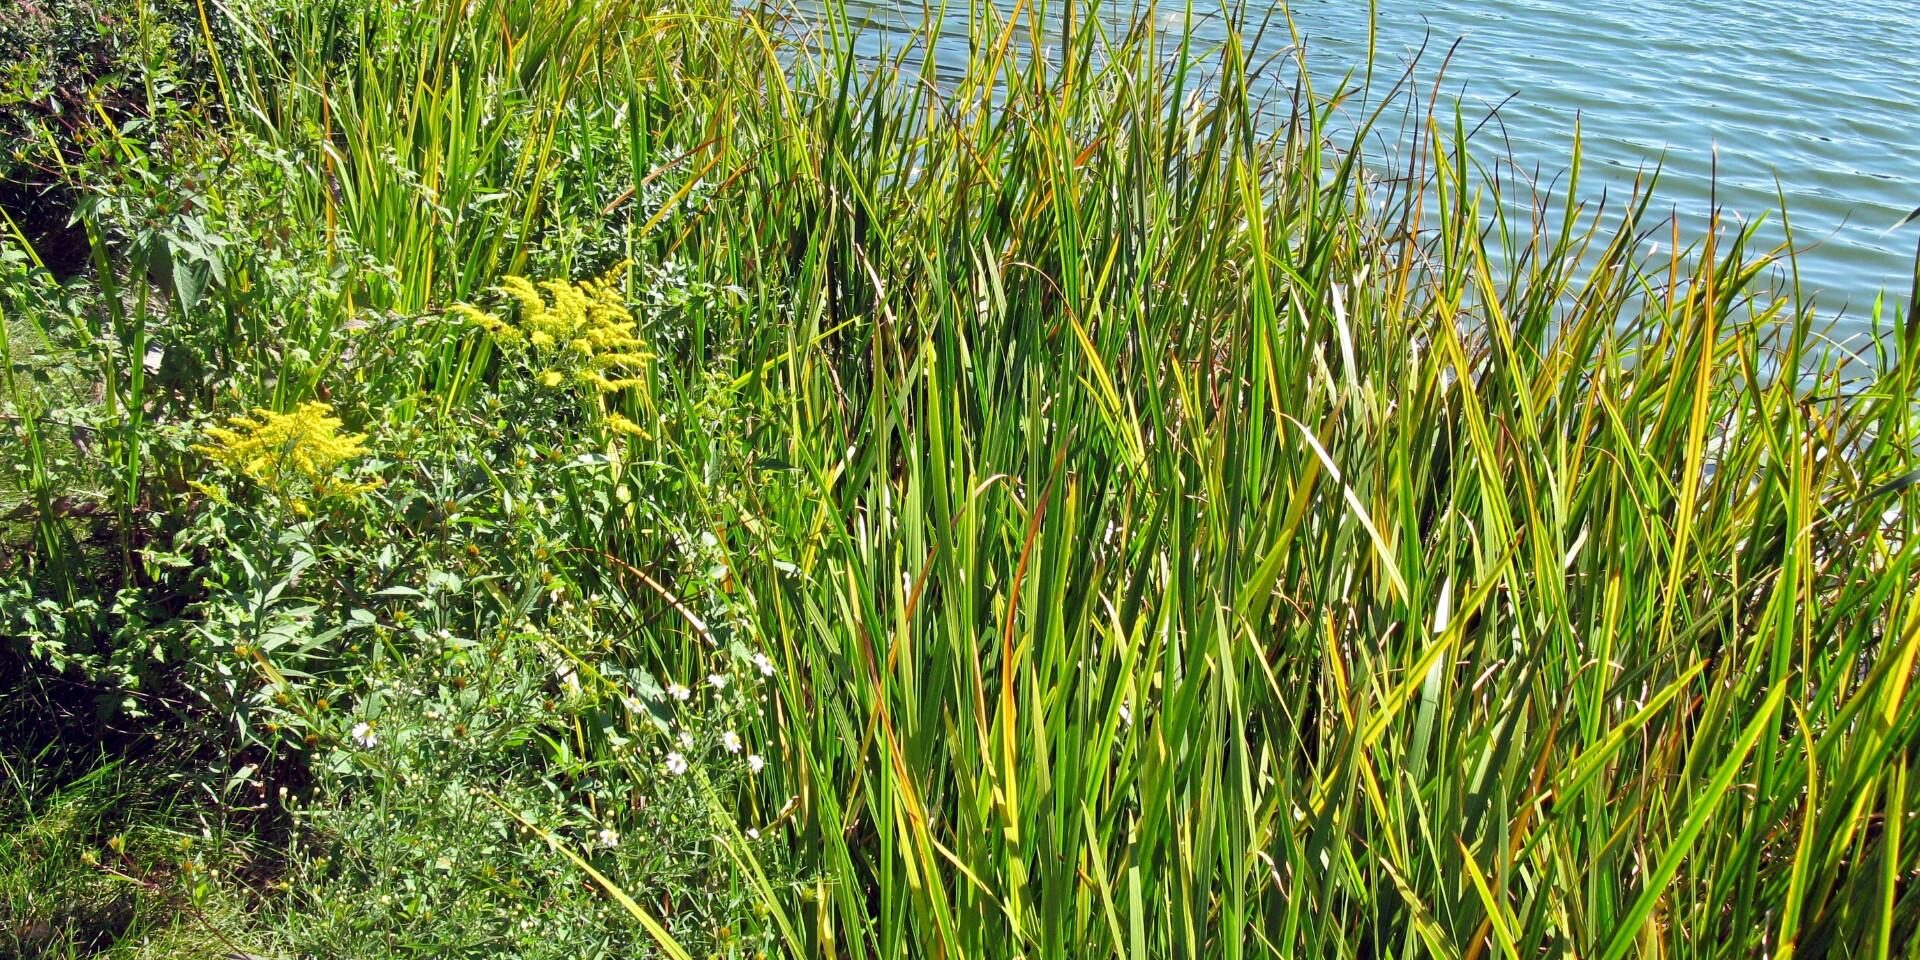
791,0 -> 1920,345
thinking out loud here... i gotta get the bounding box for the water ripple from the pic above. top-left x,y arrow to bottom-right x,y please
800,0 -> 1920,337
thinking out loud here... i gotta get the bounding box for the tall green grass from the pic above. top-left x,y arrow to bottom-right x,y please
625,1 -> 1920,954
8,0 -> 1918,954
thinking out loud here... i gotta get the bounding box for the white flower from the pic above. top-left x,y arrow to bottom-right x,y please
596,828 -> 620,849
747,754 -> 765,774
752,653 -> 775,677
678,729 -> 695,749
746,828 -> 761,840
708,672 -> 729,690
664,752 -> 689,776
351,721 -> 378,749
667,682 -> 691,701
722,731 -> 742,753
623,696 -> 644,713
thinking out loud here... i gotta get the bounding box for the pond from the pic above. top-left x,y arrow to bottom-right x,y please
789,0 -> 1920,346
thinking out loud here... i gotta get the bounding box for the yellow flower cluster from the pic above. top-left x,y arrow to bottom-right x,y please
449,264 -> 652,397
193,402 -> 377,509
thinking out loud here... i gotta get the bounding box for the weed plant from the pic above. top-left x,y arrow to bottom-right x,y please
2,0 -> 1917,956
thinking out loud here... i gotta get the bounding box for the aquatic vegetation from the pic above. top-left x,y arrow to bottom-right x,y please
2,0 -> 1916,956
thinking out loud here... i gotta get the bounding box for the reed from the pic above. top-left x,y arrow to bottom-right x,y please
612,0 -> 1920,954
5,0 -> 1916,954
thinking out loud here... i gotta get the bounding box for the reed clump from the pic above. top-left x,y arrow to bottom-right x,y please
1,0 -> 1915,956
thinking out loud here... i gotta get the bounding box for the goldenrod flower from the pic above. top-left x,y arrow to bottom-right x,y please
448,263 -> 659,443
605,412 -> 649,438
449,262 -> 653,398
195,402 -> 374,499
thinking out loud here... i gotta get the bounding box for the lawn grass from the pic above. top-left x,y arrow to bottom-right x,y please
2,0 -> 1917,956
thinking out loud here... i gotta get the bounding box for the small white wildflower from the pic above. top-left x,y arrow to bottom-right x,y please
664,752 -> 689,776
722,730 -> 742,753
747,754 -> 765,774
746,828 -> 761,840
752,652 -> 775,677
708,672 -> 729,690
678,729 -> 695,749
351,721 -> 378,749
596,828 -> 620,849
622,695 -> 644,713
667,682 -> 692,701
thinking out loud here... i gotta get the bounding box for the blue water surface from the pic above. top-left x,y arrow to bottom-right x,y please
790,0 -> 1920,343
